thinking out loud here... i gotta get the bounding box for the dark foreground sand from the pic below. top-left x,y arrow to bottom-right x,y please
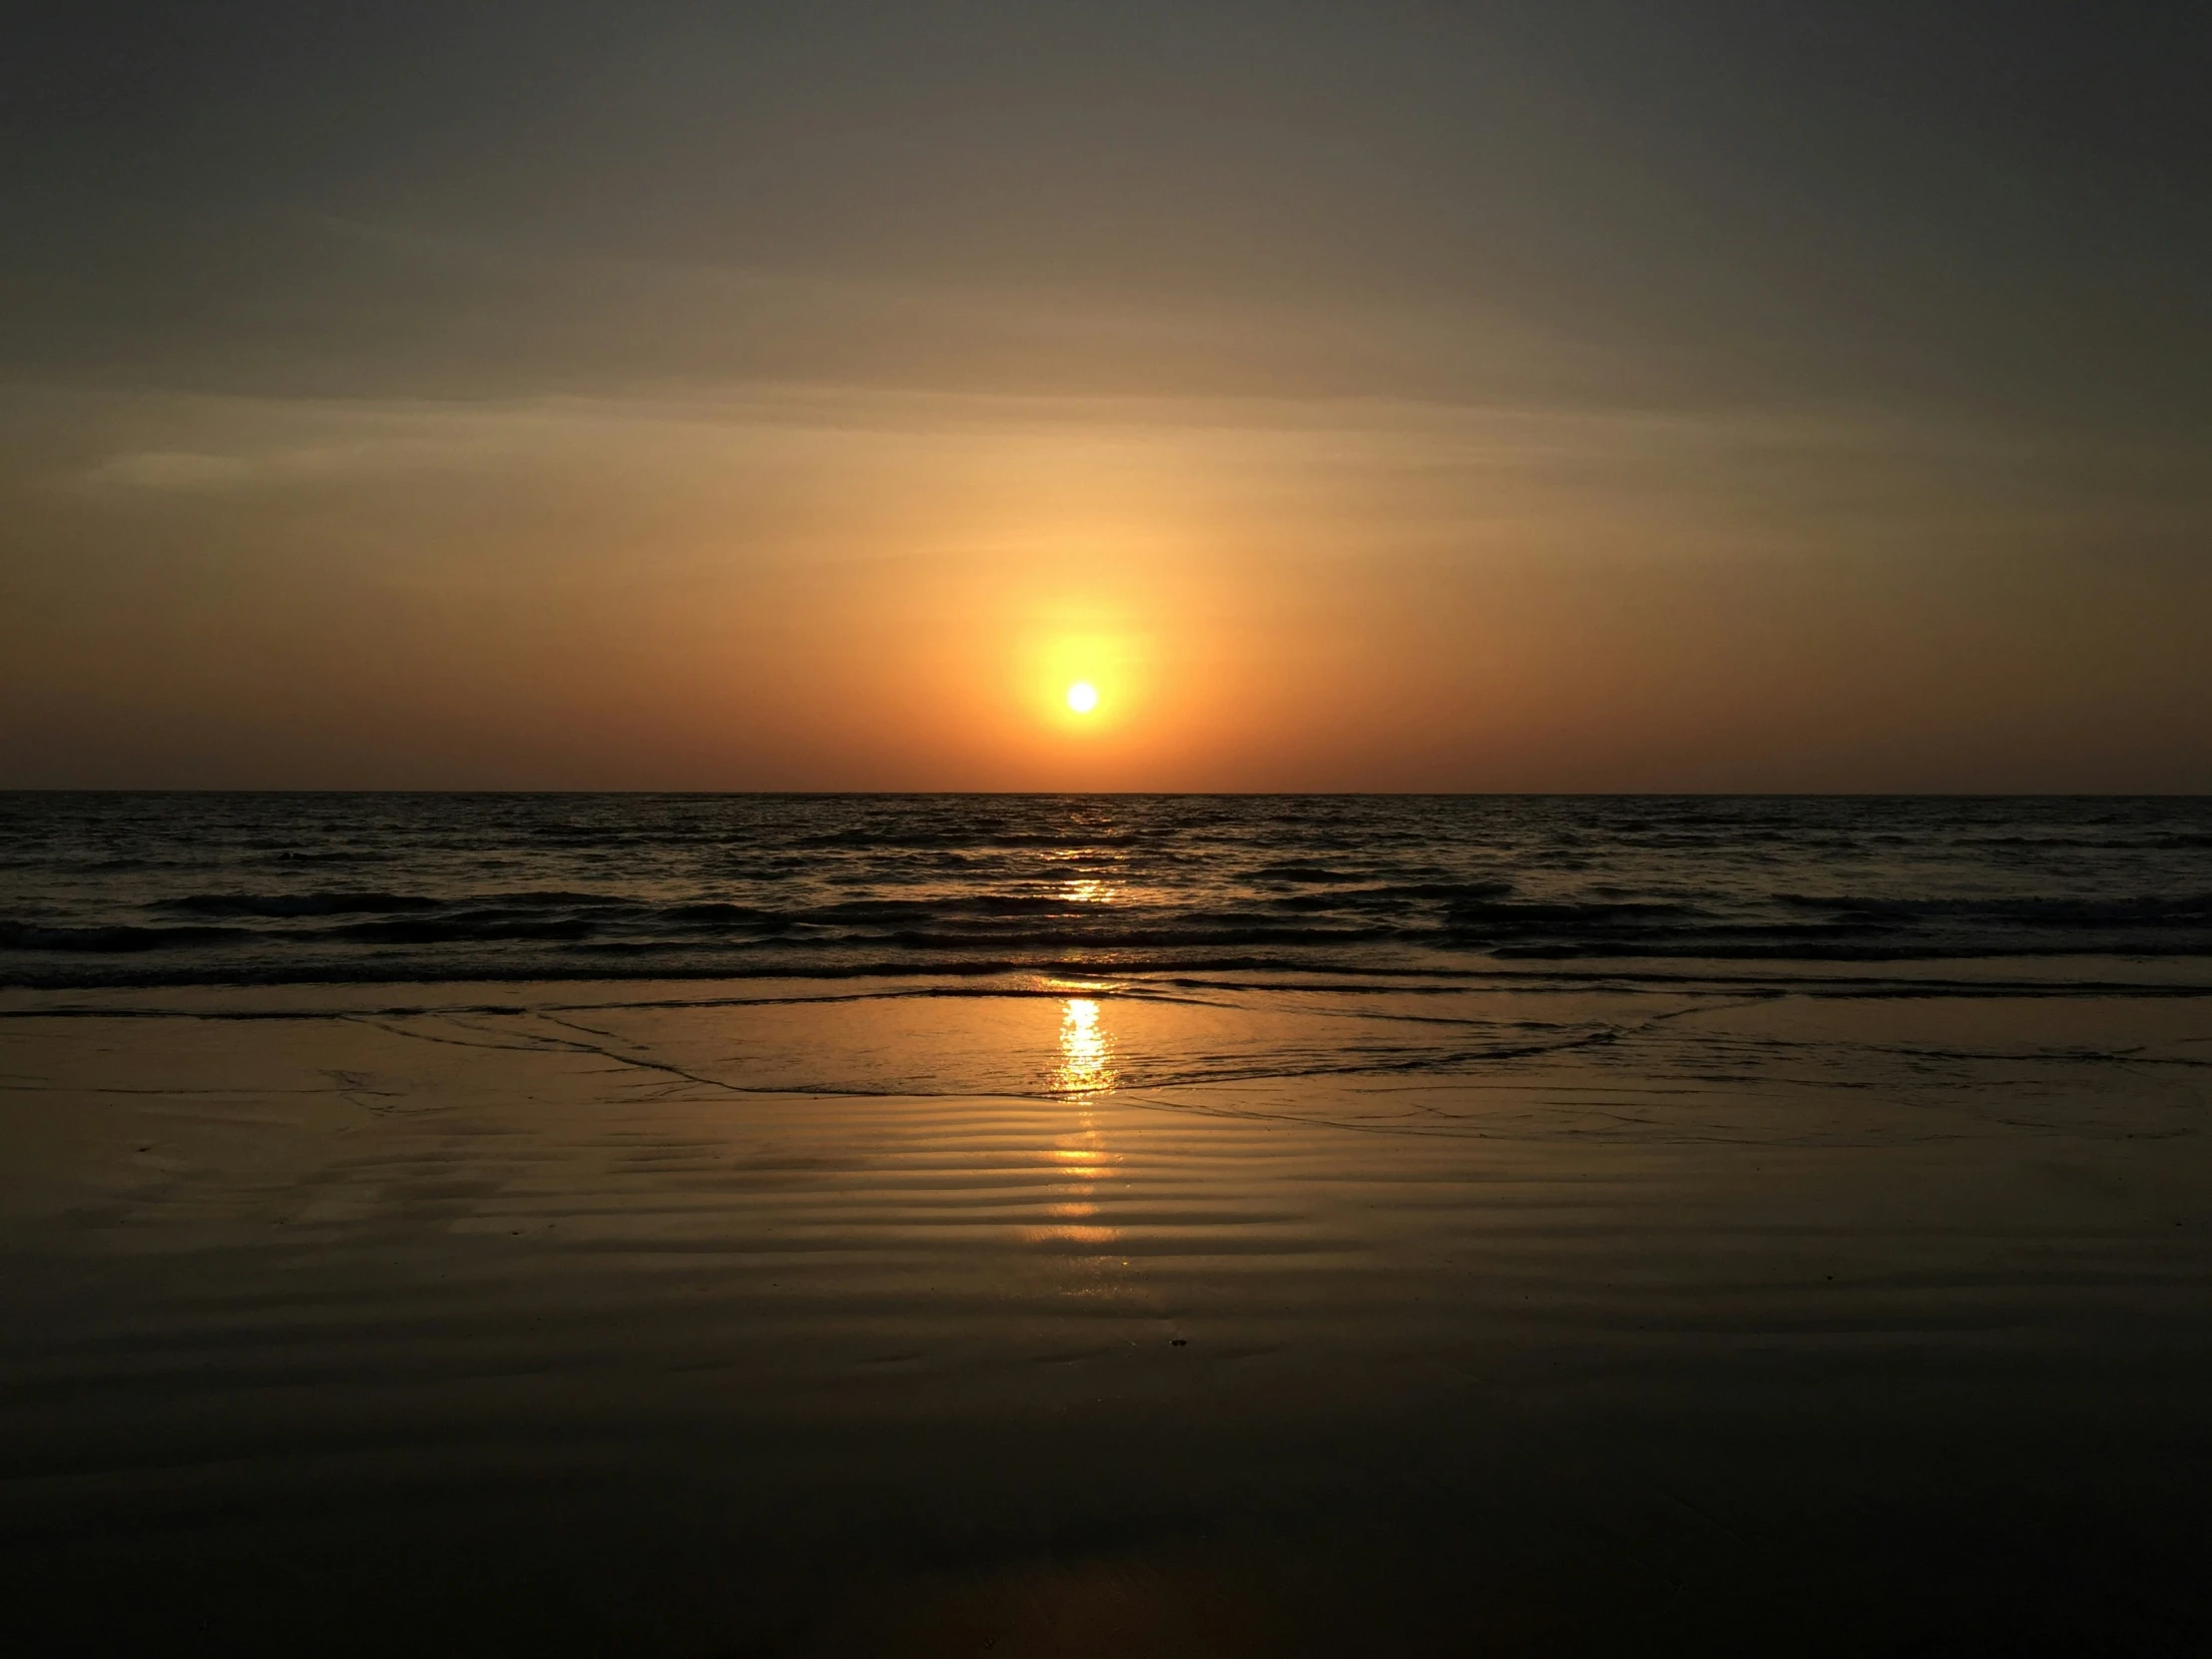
3,976 -> 2209,1655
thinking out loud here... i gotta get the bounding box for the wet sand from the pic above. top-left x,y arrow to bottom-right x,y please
3,976 -> 2210,1655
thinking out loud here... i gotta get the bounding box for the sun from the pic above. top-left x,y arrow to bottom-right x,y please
1065,681 -> 1100,714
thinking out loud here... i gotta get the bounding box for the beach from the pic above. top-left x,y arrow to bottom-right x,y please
12,0 -> 2212,1637
13,0 -> 2208,1640
5,960 -> 2209,1654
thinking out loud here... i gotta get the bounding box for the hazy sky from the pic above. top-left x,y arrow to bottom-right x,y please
5,1 -> 2207,789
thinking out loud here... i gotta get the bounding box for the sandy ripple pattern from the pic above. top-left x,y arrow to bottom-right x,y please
2,975 -> 2211,1654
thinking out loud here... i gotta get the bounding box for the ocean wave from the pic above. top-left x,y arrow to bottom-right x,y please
658,902 -> 792,928
811,894 -> 1099,920
1442,897 -> 1694,938
156,891 -> 442,917
877,925 -> 1401,949
1777,893 -> 2212,928
322,915 -> 603,944
490,890 -> 639,907
0,919 -> 251,952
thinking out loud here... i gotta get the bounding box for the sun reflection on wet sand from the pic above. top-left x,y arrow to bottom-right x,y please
1022,1000 -> 1125,1246
1019,1110 -> 1124,1247
1049,996 -> 1118,1096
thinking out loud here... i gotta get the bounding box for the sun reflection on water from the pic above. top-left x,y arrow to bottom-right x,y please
1017,1110 -> 1124,1248
1051,997 -> 1118,1095
1020,994 -> 1124,1246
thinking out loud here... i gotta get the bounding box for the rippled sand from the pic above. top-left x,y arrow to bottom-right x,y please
4,975 -> 2210,1654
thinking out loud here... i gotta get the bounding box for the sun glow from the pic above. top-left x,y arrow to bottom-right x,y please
1051,997 -> 1117,1094
1065,681 -> 1099,714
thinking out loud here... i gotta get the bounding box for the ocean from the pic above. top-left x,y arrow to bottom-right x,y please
7,793 -> 2211,987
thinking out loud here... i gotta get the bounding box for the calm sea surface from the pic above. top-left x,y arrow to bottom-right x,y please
3,794 -> 2209,988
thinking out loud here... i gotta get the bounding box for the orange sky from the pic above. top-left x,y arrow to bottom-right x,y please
5,381 -> 2204,790
4,4 -> 2208,790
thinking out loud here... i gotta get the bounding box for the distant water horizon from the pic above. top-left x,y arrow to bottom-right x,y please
6,792 -> 2210,990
